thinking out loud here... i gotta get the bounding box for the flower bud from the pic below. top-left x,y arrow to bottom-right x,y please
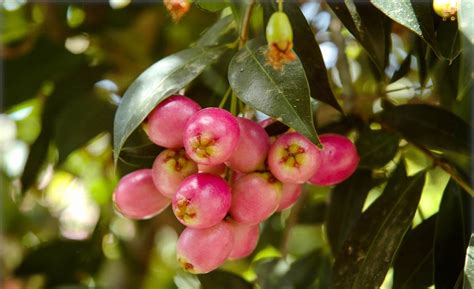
433,0 -> 459,21
265,11 -> 296,70
164,0 -> 191,22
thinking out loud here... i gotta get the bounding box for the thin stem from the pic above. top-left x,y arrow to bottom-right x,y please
385,85 -> 433,94
230,92 -> 238,116
218,87 -> 232,108
278,0 -> 283,11
239,0 -> 255,48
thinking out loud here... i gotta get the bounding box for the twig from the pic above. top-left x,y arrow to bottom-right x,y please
239,0 -> 255,49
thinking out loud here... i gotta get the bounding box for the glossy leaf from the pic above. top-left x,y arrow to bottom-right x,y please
327,0 -> 391,73
195,15 -> 237,47
228,40 -> 319,145
199,270 -> 253,289
434,180 -> 471,289
113,45 -> 228,163
378,104 -> 471,162
356,127 -> 399,169
262,1 -> 342,112
390,53 -> 412,83
326,169 -> 384,255
331,164 -> 425,289
393,215 -> 436,289
464,234 -> 474,289
370,0 -> 438,56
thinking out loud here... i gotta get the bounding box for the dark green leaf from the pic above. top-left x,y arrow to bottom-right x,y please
113,45 -> 228,164
434,180 -> 471,289
199,270 -> 253,289
356,127 -> 399,169
195,0 -> 228,12
436,19 -> 461,61
430,55 -> 460,108
331,164 -> 425,289
327,0 -> 391,74
281,250 -> 327,289
255,258 -> 284,289
262,2 -> 343,112
414,37 -> 429,87
20,130 -> 50,192
390,53 -> 412,83
3,38 -> 84,110
228,40 -> 320,145
55,94 -> 114,164
464,234 -> 474,289
378,104 -> 471,168
393,215 -> 436,289
326,170 -> 384,255
369,0 -> 444,58
14,239 -> 103,287
195,15 -> 237,47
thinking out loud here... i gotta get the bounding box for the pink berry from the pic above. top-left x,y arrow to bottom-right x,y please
258,117 -> 275,128
172,173 -> 231,228
183,108 -> 240,166
277,183 -> 302,211
198,163 -> 226,176
229,172 -> 282,225
177,221 -> 233,274
146,95 -> 201,148
309,134 -> 359,186
113,169 -> 170,219
227,220 -> 260,260
268,132 -> 321,183
226,117 -> 270,173
151,148 -> 198,198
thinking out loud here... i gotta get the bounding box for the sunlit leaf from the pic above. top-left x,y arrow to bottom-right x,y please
113,45 -> 228,164
228,40 -> 319,144
327,0 -> 391,74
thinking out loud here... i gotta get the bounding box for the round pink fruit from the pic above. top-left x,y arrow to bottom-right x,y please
309,134 -> 359,186
151,148 -> 198,198
226,117 -> 270,173
172,173 -> 231,228
113,169 -> 170,219
227,220 -> 260,260
183,108 -> 240,166
268,132 -> 321,184
277,183 -> 302,211
146,95 -> 201,148
229,172 -> 282,225
177,221 -> 233,274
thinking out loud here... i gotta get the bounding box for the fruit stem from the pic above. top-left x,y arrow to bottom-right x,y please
278,0 -> 283,11
239,0 -> 255,49
230,92 -> 238,116
218,87 -> 232,109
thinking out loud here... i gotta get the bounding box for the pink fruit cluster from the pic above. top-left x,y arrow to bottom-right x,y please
113,95 -> 360,274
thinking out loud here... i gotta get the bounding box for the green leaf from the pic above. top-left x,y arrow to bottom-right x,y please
228,40 -> 320,145
327,0 -> 391,74
356,127 -> 399,169
393,215 -> 436,289
255,258 -> 283,289
195,0 -> 228,12
14,239 -> 103,287
369,0 -> 438,56
54,94 -> 115,164
199,270 -> 253,289
377,104 -> 471,171
281,250 -> 329,289
195,15 -> 237,47
436,19 -> 461,61
331,164 -> 425,289
464,234 -> 474,289
434,180 -> 471,289
262,1 -> 343,113
414,37 -> 429,87
326,170 -> 384,255
113,45 -> 228,164
390,53 -> 412,83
